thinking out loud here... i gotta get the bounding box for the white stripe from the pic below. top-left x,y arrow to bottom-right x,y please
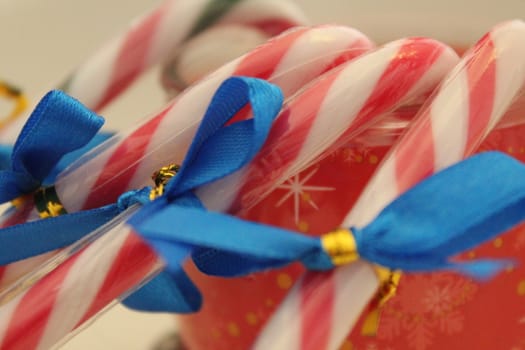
1,252 -> 56,287
488,20 -> 525,132
293,41 -> 402,177
430,65 -> 470,170
252,277 -> 302,350
66,36 -> 123,109
36,223 -> 130,350
343,155 -> 399,227
271,26 -> 372,96
403,44 -> 459,100
0,289 -> 28,344
56,136 -> 120,212
126,61 -> 238,191
327,263 -> 379,350
145,0 -> 209,66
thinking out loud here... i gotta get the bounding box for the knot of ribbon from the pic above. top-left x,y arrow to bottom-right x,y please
0,90 -> 105,202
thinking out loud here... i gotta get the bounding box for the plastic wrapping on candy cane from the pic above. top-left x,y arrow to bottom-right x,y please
0,25 -> 375,288
254,20 -> 525,350
0,34 -> 461,350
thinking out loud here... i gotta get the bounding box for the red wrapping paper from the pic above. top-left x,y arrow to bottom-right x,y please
178,122 -> 525,350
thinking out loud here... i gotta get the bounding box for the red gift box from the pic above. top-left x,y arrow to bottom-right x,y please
178,122 -> 525,350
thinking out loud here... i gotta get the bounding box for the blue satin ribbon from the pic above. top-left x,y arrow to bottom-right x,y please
133,152 -> 521,290
0,132 -> 113,185
0,90 -> 104,202
0,77 -> 284,313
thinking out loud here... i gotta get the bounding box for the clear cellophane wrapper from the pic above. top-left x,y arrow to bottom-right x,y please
1,25 -> 525,350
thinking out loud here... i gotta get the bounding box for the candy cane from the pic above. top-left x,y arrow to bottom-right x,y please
0,0 -> 307,143
0,26 -> 374,287
255,19 -> 525,350
0,36 -> 458,350
161,24 -> 271,95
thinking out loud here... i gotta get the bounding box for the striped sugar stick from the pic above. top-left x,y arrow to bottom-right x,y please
0,35 -> 458,350
0,0 -> 308,143
254,20 -> 525,350
0,26 -> 374,287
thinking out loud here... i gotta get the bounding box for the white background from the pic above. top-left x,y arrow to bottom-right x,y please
0,1 -> 523,349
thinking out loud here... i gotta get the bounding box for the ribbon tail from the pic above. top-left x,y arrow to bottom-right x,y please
0,204 -> 121,265
122,270 -> 201,313
124,240 -> 201,313
447,259 -> 513,281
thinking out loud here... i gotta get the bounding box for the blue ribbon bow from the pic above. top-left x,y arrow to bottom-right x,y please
0,90 -> 105,202
0,77 -> 284,313
131,151 -> 522,292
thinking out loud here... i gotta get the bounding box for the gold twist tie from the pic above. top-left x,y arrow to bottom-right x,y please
0,81 -> 28,129
320,228 -> 401,336
321,228 -> 359,266
34,186 -> 67,218
149,164 -> 180,200
361,267 -> 402,336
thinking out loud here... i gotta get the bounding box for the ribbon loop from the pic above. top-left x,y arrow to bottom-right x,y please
0,90 -> 104,202
164,77 -> 282,198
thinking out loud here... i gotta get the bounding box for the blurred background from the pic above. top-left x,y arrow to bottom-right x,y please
0,0 -> 523,348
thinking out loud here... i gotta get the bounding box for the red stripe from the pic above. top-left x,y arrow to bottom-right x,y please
82,107 -> 169,209
0,253 -> 81,350
228,27 -> 308,124
234,27 -> 308,80
249,19 -> 303,37
230,68 -> 341,212
75,232 -> 157,326
394,109 -> 436,194
319,37 -> 373,75
93,3 -> 167,111
465,35 -> 496,153
0,202 -> 35,283
299,271 -> 335,350
333,38 -> 444,150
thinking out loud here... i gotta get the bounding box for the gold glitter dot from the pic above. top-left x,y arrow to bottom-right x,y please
298,220 -> 309,232
355,154 -> 363,163
467,251 -> 476,259
493,237 -> 503,248
520,147 -> 525,154
518,281 -> 525,296
265,298 -> 275,307
369,154 -> 378,164
508,147 -> 514,154
246,312 -> 258,325
227,322 -> 240,337
339,340 -> 354,350
301,192 -> 311,202
277,273 -> 293,290
211,329 -> 221,339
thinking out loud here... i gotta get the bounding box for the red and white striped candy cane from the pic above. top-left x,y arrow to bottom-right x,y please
0,26 -> 374,287
254,19 -> 525,350
0,0 -> 307,143
204,37 -> 459,213
0,35 -> 458,350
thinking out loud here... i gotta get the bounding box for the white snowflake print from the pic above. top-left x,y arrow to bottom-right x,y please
274,166 -> 335,225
